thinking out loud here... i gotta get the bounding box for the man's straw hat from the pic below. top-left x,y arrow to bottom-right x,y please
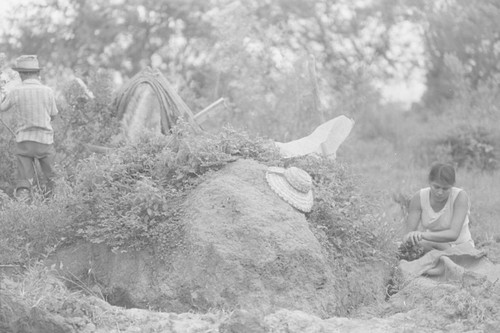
12,55 -> 42,72
265,166 -> 314,213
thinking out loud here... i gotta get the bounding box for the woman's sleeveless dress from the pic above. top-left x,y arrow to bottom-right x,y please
419,187 -> 474,247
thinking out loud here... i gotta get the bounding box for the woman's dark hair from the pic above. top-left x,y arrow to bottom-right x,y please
428,163 -> 456,186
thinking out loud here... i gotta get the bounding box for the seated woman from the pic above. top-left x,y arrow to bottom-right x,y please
403,163 -> 474,252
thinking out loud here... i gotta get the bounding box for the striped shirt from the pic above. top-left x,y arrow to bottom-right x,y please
0,79 -> 58,144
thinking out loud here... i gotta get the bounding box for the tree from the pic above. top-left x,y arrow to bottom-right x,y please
0,0 -> 213,77
1,0 -> 422,139
398,0 -> 500,107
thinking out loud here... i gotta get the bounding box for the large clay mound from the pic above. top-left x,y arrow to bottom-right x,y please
49,159 -> 388,317
162,159 -> 340,315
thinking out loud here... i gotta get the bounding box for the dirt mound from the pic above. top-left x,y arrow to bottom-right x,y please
165,159 -> 339,315
7,156 -> 500,331
48,159 -> 388,317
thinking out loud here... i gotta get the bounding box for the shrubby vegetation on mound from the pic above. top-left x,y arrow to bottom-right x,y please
63,124 -> 285,254
294,157 -> 396,263
0,124 -> 401,332
0,124 -> 397,299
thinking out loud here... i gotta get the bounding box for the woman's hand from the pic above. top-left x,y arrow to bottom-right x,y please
403,231 -> 424,246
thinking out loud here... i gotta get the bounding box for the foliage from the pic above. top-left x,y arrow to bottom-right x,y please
427,125 -> 498,171
353,57 -> 500,173
282,156 -> 399,313
0,0 -> 414,83
1,0 -> 500,326
55,69 -> 121,172
0,0 -> 404,141
67,164 -> 186,254
0,68 -> 120,195
0,121 -> 396,273
389,0 -> 500,106
397,241 -> 424,262
0,190 -> 70,264
353,103 -> 413,144
203,2 -> 385,140
0,123 -> 281,266
453,169 -> 500,247
0,134 -> 16,194
0,125 -> 402,320
290,156 -> 398,264
0,0 -> 213,78
3,0 -> 500,133
410,63 -> 500,171
0,53 -> 17,193
59,125 -> 281,257
420,53 -> 500,119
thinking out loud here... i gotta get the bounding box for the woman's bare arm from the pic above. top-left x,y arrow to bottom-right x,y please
405,193 -> 421,233
402,192 -> 422,243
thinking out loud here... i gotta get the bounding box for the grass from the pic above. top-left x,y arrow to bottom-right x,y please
459,170 -> 500,245
0,126 -> 402,322
0,188 -> 71,265
339,133 -> 500,246
1,108 -> 499,330
0,263 -> 231,332
340,131 -> 500,329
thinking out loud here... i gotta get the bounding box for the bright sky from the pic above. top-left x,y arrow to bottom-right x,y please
0,0 -> 9,11
0,1 -> 9,28
0,0 -> 18,13
379,21 -> 427,108
0,0 -> 28,30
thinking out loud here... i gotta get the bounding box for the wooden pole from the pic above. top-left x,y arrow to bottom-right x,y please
193,98 -> 226,125
307,54 -> 325,123
0,118 -> 15,137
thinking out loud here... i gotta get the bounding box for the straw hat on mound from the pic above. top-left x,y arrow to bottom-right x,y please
265,166 -> 314,213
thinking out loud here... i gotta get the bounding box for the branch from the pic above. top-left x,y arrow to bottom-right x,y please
193,98 -> 226,125
307,54 -> 325,123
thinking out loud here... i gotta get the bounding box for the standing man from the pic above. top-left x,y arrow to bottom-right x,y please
0,55 -> 58,199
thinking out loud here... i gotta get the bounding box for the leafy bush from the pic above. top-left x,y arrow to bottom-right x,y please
285,156 -> 398,313
0,122 -> 397,272
0,124 -> 400,317
421,124 -> 498,171
0,134 -> 16,194
54,69 -> 121,173
397,242 -> 424,261
0,124 -> 283,265
291,156 -> 398,264
409,54 -> 500,171
63,124 -> 281,256
0,191 -> 70,264
68,165 -> 185,253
